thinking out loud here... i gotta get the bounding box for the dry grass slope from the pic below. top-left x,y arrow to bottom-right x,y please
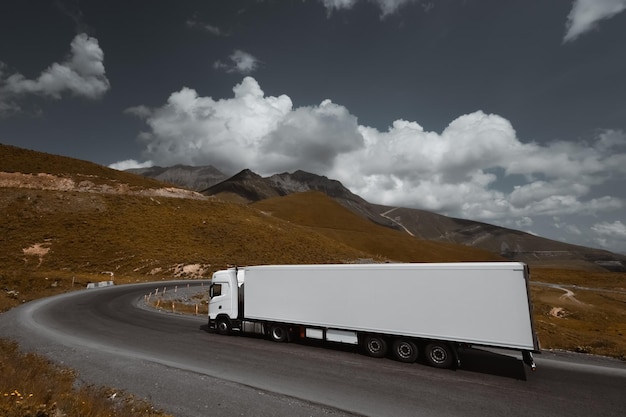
0,190 -> 368,310
0,144 -> 163,188
252,191 -> 503,262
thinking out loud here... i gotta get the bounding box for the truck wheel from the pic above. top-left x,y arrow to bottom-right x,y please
425,342 -> 454,369
363,335 -> 388,358
392,339 -> 419,363
269,325 -> 288,343
216,317 -> 232,335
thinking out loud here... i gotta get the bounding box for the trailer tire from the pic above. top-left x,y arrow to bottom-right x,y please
392,339 -> 419,363
363,335 -> 388,358
216,317 -> 232,336
269,324 -> 288,343
424,342 -> 454,369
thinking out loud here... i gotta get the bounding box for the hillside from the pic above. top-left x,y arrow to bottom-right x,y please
1,144 -> 166,188
200,168 -> 398,229
370,205 -> 626,271
252,191 -> 501,263
0,144 -> 368,310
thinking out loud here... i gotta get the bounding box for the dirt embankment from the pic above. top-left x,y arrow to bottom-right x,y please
0,172 -> 205,200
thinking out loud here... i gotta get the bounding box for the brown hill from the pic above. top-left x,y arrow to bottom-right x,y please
1,144 -> 165,188
252,191 -> 502,263
371,205 -> 626,271
0,144 -> 369,310
202,169 -> 398,229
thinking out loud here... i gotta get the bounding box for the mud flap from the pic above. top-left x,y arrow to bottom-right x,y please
522,351 -> 536,371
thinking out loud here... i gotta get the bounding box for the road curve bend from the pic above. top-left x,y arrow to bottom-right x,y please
1,281 -> 625,417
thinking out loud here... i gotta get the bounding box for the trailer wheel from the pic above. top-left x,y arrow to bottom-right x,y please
363,335 -> 388,358
392,339 -> 419,363
269,325 -> 288,343
216,317 -> 232,336
424,342 -> 454,369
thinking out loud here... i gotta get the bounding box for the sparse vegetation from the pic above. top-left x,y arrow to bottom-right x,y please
0,339 -> 172,417
531,268 -> 626,360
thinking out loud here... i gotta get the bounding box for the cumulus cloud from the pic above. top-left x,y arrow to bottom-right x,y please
592,220 -> 626,238
321,0 -> 416,17
120,77 -> 365,175
564,0 -> 626,42
109,159 -> 154,171
0,34 -> 109,114
118,77 -> 625,242
515,217 -> 534,228
214,50 -> 260,74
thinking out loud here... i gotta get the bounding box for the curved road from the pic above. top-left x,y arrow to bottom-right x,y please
0,281 -> 625,417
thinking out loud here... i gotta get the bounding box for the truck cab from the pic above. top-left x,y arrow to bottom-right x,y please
208,268 -> 242,333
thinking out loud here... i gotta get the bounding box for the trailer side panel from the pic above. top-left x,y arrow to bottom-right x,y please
243,263 -> 537,351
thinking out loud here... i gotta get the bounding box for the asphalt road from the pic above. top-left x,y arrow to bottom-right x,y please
1,281 -> 625,417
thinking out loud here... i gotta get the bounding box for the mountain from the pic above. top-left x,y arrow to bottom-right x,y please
126,164 -> 226,191
369,205 -> 626,271
202,169 -> 398,229
199,167 -> 626,271
127,163 -> 625,270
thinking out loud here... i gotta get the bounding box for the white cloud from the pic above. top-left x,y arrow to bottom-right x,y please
119,77 -> 626,252
124,105 -> 152,118
261,99 -> 364,173
0,34 -> 109,106
320,0 -> 359,12
592,220 -> 626,239
109,159 -> 154,171
564,0 -> 626,42
566,224 -> 582,235
186,17 -> 228,36
515,217 -> 533,228
320,0 -> 416,17
125,77 -> 366,175
214,50 -> 260,74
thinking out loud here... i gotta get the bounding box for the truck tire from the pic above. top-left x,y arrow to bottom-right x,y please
269,324 -> 288,342
216,317 -> 232,335
424,342 -> 454,369
392,339 -> 419,363
363,335 -> 388,358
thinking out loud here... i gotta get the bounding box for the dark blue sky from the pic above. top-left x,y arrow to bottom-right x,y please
1,0 -> 625,253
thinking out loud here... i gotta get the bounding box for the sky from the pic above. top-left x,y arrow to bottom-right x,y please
1,0 -> 626,254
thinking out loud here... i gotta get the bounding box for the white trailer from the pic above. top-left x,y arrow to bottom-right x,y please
208,262 -> 539,369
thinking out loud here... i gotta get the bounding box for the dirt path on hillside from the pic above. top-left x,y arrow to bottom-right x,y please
533,282 -> 587,318
380,207 -> 415,236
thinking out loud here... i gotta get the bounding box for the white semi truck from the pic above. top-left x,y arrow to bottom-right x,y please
208,262 -> 539,369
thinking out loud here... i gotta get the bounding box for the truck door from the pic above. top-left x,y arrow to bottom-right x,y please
208,272 -> 239,320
